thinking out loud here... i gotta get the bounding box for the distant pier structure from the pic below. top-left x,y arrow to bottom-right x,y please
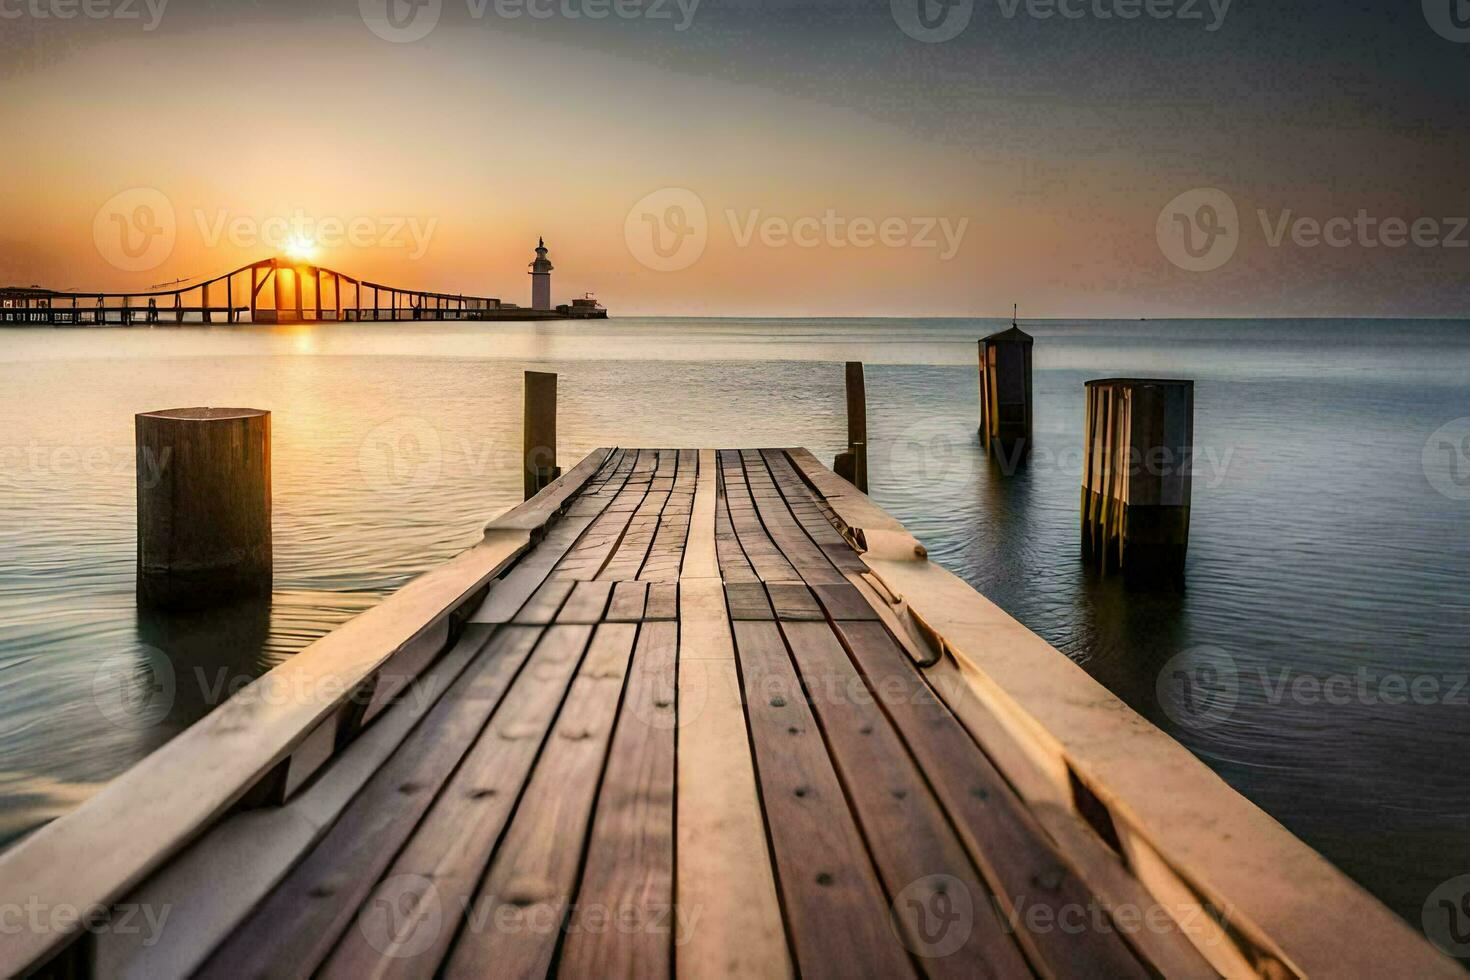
529,237 -> 553,311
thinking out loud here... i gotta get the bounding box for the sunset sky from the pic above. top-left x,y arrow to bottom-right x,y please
1,0 -> 1467,317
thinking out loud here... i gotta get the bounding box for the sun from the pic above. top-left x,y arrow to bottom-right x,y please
283,234 -> 319,262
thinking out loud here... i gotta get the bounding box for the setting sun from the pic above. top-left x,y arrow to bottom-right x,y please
283,234 -> 318,262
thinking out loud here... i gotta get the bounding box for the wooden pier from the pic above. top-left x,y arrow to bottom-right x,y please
0,448 -> 1455,978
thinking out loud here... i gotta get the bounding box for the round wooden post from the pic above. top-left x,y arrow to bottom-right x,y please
523,372 -> 560,500
136,408 -> 272,609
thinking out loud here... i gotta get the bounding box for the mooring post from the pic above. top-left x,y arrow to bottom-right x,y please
833,361 -> 868,492
978,317 -> 1034,466
136,408 -> 272,609
523,371 -> 560,500
1081,379 -> 1193,588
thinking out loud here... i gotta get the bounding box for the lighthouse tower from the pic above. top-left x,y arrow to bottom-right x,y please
529,237 -> 553,311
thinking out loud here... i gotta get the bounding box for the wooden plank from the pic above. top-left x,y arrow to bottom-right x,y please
725,582 -> 774,621
766,583 -> 825,622
488,448 -> 614,533
644,583 -> 678,622
555,451 -> 657,581
675,579 -> 791,980
680,449 -> 720,579
739,450 -> 846,585
196,626 -> 552,977
731,620 -> 915,980
445,623 -> 638,979
514,578 -> 575,624
832,620 -> 1149,977
318,624 -> 597,978
719,450 -> 800,583
0,524 -> 541,975
761,450 -> 871,573
473,451 -> 638,624
95,625 -> 495,980
559,621 -> 678,978
606,581 -> 649,622
779,622 -> 1031,978
558,580 -> 614,624
811,582 -> 881,621
714,464 -> 759,583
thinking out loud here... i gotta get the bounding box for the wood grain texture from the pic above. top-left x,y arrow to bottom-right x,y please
780,622 -> 1030,979
559,621 -> 678,979
444,623 -> 638,979
318,625 -> 596,980
675,580 -> 791,980
732,620 -> 916,980
196,626 -> 549,978
832,620 -> 1149,978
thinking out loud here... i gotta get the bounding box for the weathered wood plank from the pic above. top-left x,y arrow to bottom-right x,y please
474,451 -> 638,624
811,582 -> 881,621
779,622 -> 1031,978
606,580 -> 650,622
714,465 -> 759,583
318,624 -> 596,979
444,623 -> 638,979
725,582 -> 774,621
644,582 -> 678,622
0,521 -> 547,974
196,626 -> 551,977
739,450 -> 846,585
514,578 -> 575,624
766,583 -> 825,622
719,450 -> 800,583
675,579 -> 791,980
832,620 -> 1149,978
558,580 -> 615,624
558,621 -> 678,978
731,620 -> 916,980
680,449 -> 720,580
94,625 -> 495,980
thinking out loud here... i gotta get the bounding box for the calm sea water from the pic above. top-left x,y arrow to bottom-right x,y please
1,317 -> 1467,929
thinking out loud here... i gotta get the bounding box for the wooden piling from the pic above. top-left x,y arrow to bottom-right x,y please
136,408 -> 272,609
523,371 -> 560,500
1081,379 -> 1193,588
979,321 -> 1034,464
833,361 -> 868,492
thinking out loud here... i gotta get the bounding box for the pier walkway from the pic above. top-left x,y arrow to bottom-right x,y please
0,449 -> 1454,978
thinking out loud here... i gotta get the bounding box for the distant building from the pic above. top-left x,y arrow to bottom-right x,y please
529,237 -> 553,311
555,295 -> 608,319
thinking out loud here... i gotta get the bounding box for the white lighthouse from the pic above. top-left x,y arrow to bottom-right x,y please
529,237 -> 553,311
